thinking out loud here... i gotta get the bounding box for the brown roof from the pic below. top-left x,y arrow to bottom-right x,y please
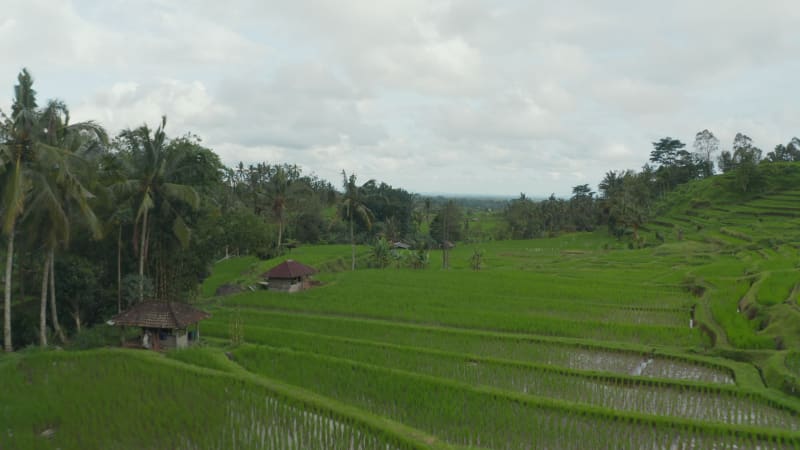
111,302 -> 210,329
264,259 -> 316,279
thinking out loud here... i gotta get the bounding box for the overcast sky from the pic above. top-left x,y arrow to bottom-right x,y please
2,1 -> 799,196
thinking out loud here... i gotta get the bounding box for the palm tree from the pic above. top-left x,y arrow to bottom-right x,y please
266,165 -> 307,249
340,171 -> 374,271
114,117 -> 199,303
21,100 -> 105,345
93,150 -> 132,313
1,69 -> 39,352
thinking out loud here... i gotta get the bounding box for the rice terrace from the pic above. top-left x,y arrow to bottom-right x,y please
5,166 -> 800,448
3,3 -> 800,449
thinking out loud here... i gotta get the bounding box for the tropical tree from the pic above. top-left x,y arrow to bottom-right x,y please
765,138 -> 800,163
265,164 -> 308,249
1,69 -> 40,351
22,100 -> 105,345
569,184 -> 597,231
608,172 -> 651,242
113,117 -> 200,302
360,180 -> 414,239
693,129 -> 719,176
504,193 -> 539,239
648,137 -> 702,195
369,236 -> 391,268
430,201 -> 462,269
340,171 -> 374,270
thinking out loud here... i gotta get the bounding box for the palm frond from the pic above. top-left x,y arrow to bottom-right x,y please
1,161 -> 27,234
171,215 -> 191,248
109,179 -> 141,198
163,183 -> 200,209
135,191 -> 154,222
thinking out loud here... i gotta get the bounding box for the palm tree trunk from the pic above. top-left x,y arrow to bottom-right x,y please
39,251 -> 50,347
117,226 -> 122,313
3,222 -> 15,352
48,250 -> 66,344
442,208 -> 448,269
350,215 -> 355,271
138,209 -> 148,304
277,219 -> 283,250
71,308 -> 82,333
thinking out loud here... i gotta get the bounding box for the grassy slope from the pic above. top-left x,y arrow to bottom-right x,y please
647,162 -> 800,396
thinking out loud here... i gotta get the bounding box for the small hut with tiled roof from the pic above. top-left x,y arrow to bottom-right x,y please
110,302 -> 210,350
263,259 -> 316,293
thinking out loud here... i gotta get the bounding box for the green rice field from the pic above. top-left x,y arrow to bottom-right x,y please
3,180 -> 800,448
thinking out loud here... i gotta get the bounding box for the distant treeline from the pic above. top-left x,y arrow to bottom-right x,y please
503,132 -> 800,243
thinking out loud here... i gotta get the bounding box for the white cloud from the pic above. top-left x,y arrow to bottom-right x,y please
594,78 -> 684,115
72,79 -> 233,136
1,0 -> 799,196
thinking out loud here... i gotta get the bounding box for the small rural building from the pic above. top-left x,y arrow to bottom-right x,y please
110,302 -> 210,351
392,241 -> 412,250
263,259 -> 316,293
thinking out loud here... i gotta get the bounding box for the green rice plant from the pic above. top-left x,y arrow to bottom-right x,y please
230,328 -> 800,429
216,268 -> 703,346
709,280 -> 775,349
719,227 -> 754,242
165,346 -> 236,373
0,349 -> 444,450
788,352 -> 800,377
202,309 -> 735,384
232,344 -> 800,449
757,271 -> 798,306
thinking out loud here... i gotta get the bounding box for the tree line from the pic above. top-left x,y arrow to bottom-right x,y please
0,69 -> 442,351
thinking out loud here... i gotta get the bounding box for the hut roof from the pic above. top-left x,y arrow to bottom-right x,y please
264,260 -> 316,279
110,302 -> 210,329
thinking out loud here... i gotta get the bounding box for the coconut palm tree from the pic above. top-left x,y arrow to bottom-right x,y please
21,100 -> 105,345
266,165 -> 312,251
113,117 -> 199,303
340,171 -> 374,271
1,69 -> 39,352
